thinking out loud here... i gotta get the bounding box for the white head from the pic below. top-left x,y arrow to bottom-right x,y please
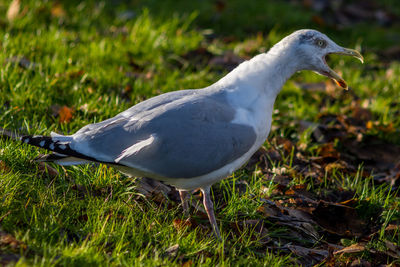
276,29 -> 363,89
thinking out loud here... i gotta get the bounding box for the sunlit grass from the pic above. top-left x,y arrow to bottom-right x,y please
0,0 -> 399,265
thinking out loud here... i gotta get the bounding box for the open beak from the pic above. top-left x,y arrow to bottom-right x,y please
323,48 -> 364,90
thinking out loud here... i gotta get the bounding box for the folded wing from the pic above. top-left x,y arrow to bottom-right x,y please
70,90 -> 257,178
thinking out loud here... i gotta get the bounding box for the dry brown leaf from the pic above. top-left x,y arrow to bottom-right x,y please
343,137 -> 400,173
325,161 -> 347,173
333,243 -> 366,255
339,198 -> 358,206
0,160 -> 11,174
51,2 -> 66,18
377,122 -> 395,133
172,218 -> 192,231
0,231 -> 27,251
313,200 -> 367,237
284,244 -> 329,265
58,106 -> 74,123
276,137 -> 294,154
366,120 -> 373,129
351,106 -> 372,122
284,208 -> 315,223
384,224 -> 400,233
257,205 -> 281,217
181,260 -> 193,267
67,70 -> 85,79
384,240 -> 400,259
318,143 -> 340,159
7,0 -> 20,22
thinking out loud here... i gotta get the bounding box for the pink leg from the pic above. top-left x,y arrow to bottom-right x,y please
201,186 -> 221,239
179,190 -> 189,214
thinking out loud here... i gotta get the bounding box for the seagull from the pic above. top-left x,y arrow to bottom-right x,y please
3,29 -> 363,239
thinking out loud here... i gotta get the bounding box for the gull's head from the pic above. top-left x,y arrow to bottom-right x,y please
282,29 -> 363,89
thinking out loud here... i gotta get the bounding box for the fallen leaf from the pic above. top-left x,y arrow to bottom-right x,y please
7,0 -> 20,22
343,136 -> 400,172
173,218 -> 192,231
284,207 -> 315,223
67,70 -> 85,79
318,143 -> 340,160
164,244 -> 179,258
384,240 -> 400,259
284,244 -> 329,265
257,204 -> 281,217
51,2 -> 66,18
276,137 -> 293,154
312,200 -> 367,237
384,224 -> 400,234
351,106 -> 372,122
333,243 -> 366,255
181,260 -> 193,267
58,106 -> 74,123
0,231 -> 27,251
325,161 -> 347,173
0,160 -> 11,173
377,122 -> 395,133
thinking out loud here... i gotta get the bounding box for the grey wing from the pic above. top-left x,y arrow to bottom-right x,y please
71,91 -> 257,178
74,89 -> 198,136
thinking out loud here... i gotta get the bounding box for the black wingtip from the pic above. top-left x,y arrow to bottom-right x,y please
20,135 -> 55,149
7,130 -> 119,166
20,134 -> 117,165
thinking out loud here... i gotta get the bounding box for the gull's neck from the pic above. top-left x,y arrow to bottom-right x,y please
215,42 -> 300,104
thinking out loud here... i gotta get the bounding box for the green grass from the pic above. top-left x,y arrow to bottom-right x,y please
1,0 -> 400,266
